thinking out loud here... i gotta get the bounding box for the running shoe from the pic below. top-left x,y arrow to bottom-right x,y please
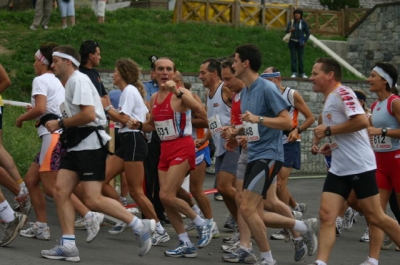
223,231 -> 240,244
41,243 -> 80,262
270,229 -> 286,240
212,221 -> 220,238
74,217 -> 86,230
222,245 -> 257,263
301,218 -> 318,256
197,219 -> 214,248
359,227 -> 369,242
184,219 -> 196,231
381,235 -> 393,250
221,241 -> 241,253
164,240 -> 197,258
108,222 -> 127,235
292,210 -> 303,220
297,203 -> 307,214
335,217 -> 343,235
224,214 -> 237,230
152,230 -> 170,245
359,257 -> 374,265
135,219 -> 155,256
15,192 -> 32,216
343,207 -> 356,229
293,238 -> 307,261
85,212 -> 104,243
254,258 -> 277,265
0,212 -> 27,246
20,222 -> 50,240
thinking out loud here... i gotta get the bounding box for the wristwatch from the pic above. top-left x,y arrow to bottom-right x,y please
259,116 -> 264,124
104,105 -> 113,113
296,126 -> 302,134
382,127 -> 388,137
176,90 -> 184,98
325,126 -> 331,137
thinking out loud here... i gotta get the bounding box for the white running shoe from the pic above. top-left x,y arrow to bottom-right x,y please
85,212 -> 104,243
336,216 -> 343,235
41,243 -> 80,262
135,219 -> 156,256
292,210 -> 303,220
343,207 -> 356,229
212,222 -> 220,238
20,222 -> 50,240
108,222 -> 128,235
301,218 -> 319,256
74,217 -> 86,230
197,219 -> 214,248
184,219 -> 196,231
0,212 -> 27,246
152,230 -> 170,245
359,227 -> 369,242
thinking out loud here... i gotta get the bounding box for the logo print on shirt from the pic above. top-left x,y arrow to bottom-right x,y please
213,103 -> 220,107
174,157 -> 183,161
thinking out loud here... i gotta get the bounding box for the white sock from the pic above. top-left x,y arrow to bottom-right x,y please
36,221 -> 47,229
315,260 -> 327,265
293,220 -> 308,232
18,183 -> 27,197
84,211 -> 94,220
0,200 -> 15,222
61,234 -> 76,249
178,232 -> 192,246
193,215 -> 205,227
129,217 -> 144,233
192,205 -> 201,215
367,257 -> 378,265
156,222 -> 165,233
260,251 -> 273,263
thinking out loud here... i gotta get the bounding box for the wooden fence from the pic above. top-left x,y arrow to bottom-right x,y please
173,0 -> 369,36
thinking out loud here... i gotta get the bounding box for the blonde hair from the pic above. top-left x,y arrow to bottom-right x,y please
115,58 -> 146,99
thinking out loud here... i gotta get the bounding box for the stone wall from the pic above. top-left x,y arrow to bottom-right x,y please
346,2 -> 400,77
262,0 -> 397,9
99,69 -> 373,175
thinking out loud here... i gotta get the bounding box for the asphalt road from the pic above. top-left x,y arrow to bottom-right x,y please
0,174 -> 398,265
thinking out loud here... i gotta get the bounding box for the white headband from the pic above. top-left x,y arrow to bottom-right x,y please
52,51 -> 80,67
373,66 -> 393,88
35,50 -> 49,65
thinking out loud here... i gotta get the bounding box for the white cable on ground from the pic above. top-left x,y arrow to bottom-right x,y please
309,35 -> 366,79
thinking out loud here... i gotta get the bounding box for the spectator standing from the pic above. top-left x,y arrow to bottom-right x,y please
93,0 -> 107,23
57,0 -> 75,29
29,0 -> 53,30
285,9 -> 310,78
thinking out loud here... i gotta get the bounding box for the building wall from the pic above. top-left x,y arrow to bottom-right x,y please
99,69 -> 373,175
346,3 -> 400,77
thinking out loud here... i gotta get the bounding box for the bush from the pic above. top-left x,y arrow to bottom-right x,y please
319,0 -> 360,10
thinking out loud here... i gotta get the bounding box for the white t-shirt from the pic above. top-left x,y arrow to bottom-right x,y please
31,73 -> 65,137
118,84 -> 148,134
323,85 -> 376,176
62,70 -> 111,151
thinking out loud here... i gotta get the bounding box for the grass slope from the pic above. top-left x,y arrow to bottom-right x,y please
0,6 -> 356,174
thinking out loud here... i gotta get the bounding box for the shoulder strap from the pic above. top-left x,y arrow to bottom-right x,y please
286,88 -> 295,108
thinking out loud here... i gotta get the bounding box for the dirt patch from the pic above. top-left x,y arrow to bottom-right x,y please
0,45 -> 13,56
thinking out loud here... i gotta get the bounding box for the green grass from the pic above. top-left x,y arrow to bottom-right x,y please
0,6 -> 357,174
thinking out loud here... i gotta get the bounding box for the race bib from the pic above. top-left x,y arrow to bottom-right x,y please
243,121 -> 260,142
208,114 -> 223,135
327,135 -> 338,150
60,102 -> 72,119
373,135 -> 392,150
154,119 -> 177,141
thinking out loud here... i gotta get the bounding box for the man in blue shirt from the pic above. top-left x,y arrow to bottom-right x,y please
231,44 -> 318,265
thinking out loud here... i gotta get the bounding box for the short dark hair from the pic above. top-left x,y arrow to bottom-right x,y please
374,62 -> 398,94
315,57 -> 342,82
40,42 -> 58,69
221,57 -> 235,74
235,44 -> 262,72
201,58 -> 222,78
293,9 -> 303,18
79,40 -> 100,66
